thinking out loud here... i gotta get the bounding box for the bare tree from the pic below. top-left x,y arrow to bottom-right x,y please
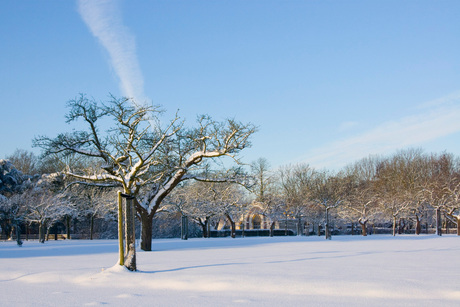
67,185 -> 117,240
374,149 -> 427,236
278,164 -> 316,236
34,95 -> 256,257
171,181 -> 220,238
5,149 -> 39,175
212,182 -> 247,238
420,153 -> 457,235
250,158 -> 274,203
310,171 -> 349,239
342,156 -> 382,236
443,169 -> 460,235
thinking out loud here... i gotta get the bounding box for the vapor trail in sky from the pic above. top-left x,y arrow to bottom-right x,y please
302,92 -> 460,170
77,0 -> 146,103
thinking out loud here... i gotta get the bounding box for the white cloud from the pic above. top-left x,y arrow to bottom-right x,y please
301,92 -> 460,170
77,0 -> 147,103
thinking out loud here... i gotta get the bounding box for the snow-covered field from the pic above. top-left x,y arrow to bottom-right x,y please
1,235 -> 459,306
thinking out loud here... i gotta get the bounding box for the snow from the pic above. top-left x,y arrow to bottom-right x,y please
1,235 -> 459,306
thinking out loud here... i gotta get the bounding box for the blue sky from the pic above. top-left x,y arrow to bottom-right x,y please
1,0 -> 460,170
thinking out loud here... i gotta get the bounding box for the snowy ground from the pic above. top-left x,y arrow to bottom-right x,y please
1,235 -> 459,306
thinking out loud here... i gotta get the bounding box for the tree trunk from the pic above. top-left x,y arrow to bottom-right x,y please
436,208 -> 442,236
45,226 -> 50,241
456,216 -> 460,236
415,215 -> 421,235
425,211 -> 429,234
207,219 -> 211,238
269,221 -> 275,237
15,224 -> 23,246
140,211 -> 153,252
360,221 -> 367,236
297,216 -> 302,236
284,218 -> 288,236
392,216 -> 397,236
39,222 -> 45,243
398,218 -> 404,235
325,207 -> 331,240
124,197 -> 136,271
89,215 -> 94,240
225,214 -> 235,238
181,215 -> 189,240
199,219 -> 208,238
66,216 -> 71,239
351,223 -> 354,235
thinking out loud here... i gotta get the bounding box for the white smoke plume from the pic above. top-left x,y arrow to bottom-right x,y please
77,0 -> 147,103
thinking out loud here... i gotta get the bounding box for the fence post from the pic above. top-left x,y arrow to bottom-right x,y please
117,191 -> 124,266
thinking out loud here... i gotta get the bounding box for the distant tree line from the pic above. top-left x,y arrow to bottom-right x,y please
2,147 -> 459,245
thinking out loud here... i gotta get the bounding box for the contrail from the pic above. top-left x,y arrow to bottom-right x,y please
300,92 -> 460,170
77,0 -> 146,103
